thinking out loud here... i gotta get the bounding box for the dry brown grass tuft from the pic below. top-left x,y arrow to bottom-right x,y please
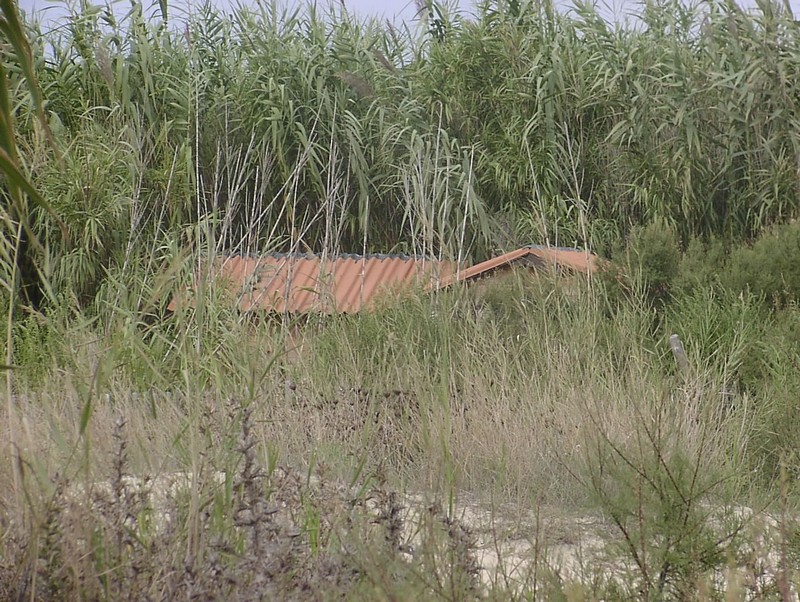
0,391 -> 492,600
2,275 -> 797,599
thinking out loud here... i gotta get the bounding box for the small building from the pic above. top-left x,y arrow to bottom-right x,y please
168,246 -> 598,315
439,245 -> 597,289
167,252 -> 456,315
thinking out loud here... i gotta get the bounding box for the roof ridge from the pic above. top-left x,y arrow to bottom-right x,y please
217,251 -> 450,262
523,244 -> 592,253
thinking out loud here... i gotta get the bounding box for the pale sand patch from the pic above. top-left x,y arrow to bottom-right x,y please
65,470 -> 798,598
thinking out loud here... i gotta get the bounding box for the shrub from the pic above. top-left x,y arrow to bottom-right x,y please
580,386 -> 746,600
620,219 -> 682,306
665,287 -> 770,391
742,303 -> 800,484
11,310 -> 68,386
722,221 -> 800,307
673,236 -> 728,296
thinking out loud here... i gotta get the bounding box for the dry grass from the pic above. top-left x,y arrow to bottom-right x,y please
2,274 -> 797,599
0,391 -> 486,600
4,0 -> 800,596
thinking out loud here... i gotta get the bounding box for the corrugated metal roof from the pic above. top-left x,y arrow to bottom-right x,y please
438,245 -> 598,288
168,253 -> 456,314
169,246 -> 598,315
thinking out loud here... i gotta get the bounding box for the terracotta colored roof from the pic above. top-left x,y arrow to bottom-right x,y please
168,253 -> 456,314
437,245 -> 598,288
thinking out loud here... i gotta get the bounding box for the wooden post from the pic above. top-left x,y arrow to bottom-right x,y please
669,334 -> 690,376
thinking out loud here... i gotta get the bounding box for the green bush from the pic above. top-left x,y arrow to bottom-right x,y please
605,219 -> 681,307
665,287 -> 770,389
741,303 -> 800,483
722,222 -> 800,307
309,291 -> 463,389
12,312 -> 64,385
673,236 -> 728,296
582,398 -> 738,599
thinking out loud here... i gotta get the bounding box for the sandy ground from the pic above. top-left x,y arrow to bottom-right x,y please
61,467 -> 800,599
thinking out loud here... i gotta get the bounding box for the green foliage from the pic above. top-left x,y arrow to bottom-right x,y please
666,287 -> 769,388
8,2 -> 800,594
604,217 -> 800,316
32,117 -> 137,302
11,312 -> 63,384
310,290 -> 465,389
722,221 -> 800,307
624,219 -> 681,304
585,422 -> 732,599
673,236 -> 728,296
741,304 -> 800,483
4,244 -> 800,598
8,0 -> 800,305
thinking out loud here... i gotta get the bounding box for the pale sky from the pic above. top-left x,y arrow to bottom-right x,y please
22,0 -> 444,26
18,0 -> 800,31
18,0 -> 800,29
